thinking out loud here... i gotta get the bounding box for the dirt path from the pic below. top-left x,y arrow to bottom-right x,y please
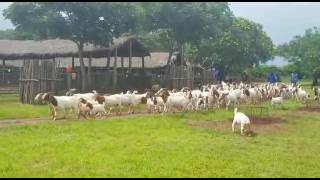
0,111 -> 155,128
1,106 -> 319,128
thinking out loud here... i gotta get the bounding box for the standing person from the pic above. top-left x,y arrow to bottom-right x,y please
217,69 -> 224,83
291,71 -> 298,86
268,72 -> 277,84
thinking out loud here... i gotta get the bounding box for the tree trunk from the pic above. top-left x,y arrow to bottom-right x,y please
78,44 -> 87,92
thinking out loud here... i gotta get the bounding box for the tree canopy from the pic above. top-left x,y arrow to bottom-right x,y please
3,2 -> 275,83
277,27 -> 320,78
3,2 -> 140,90
185,17 -> 274,76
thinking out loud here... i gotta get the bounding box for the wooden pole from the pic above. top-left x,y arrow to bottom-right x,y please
121,56 -> 124,69
72,56 -> 75,69
129,40 -> 132,69
67,71 -> 72,90
88,56 -> 92,90
142,56 -> 145,69
2,59 -> 5,66
141,56 -> 145,76
113,47 -> 118,91
121,56 -> 124,74
107,55 -> 111,68
181,44 -> 184,88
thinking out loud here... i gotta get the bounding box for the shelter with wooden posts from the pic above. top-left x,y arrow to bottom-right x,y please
0,36 -> 150,103
0,36 -> 215,104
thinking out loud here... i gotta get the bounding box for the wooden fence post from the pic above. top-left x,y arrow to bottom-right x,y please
72,56 -> 75,69
121,56 -> 124,73
67,72 -> 72,90
129,40 -> 132,70
107,55 -> 111,68
142,56 -> 145,69
88,56 -> 92,90
113,48 -> 118,91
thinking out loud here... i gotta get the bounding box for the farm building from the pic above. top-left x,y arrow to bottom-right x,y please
0,36 -> 215,103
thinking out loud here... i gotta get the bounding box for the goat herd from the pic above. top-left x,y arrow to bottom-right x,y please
34,81 -> 319,135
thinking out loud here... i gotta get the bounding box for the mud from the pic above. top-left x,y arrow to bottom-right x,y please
297,106 -> 320,112
188,116 -> 287,134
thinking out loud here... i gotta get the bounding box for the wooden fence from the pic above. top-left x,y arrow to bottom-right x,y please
164,64 -> 215,90
0,67 -> 20,85
19,59 -> 62,104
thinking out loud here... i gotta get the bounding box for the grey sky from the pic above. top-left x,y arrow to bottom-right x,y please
229,2 -> 320,45
0,2 -> 13,30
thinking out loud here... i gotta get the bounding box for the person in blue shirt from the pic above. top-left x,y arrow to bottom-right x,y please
267,72 -> 278,84
291,72 -> 299,86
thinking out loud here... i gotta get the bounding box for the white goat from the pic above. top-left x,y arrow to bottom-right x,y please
271,96 -> 283,108
73,90 -> 98,101
232,108 -> 251,135
41,93 -> 80,120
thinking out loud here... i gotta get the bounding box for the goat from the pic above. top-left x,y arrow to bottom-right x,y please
78,98 -> 94,119
78,98 -> 107,119
271,96 -> 283,108
232,108 -> 251,136
41,93 -> 80,120
294,87 -> 308,103
159,90 -> 192,113
73,90 -> 98,101
66,88 -> 77,96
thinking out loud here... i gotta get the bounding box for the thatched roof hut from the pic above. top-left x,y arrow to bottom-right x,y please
4,52 -> 169,69
4,51 -> 205,70
0,36 -> 150,60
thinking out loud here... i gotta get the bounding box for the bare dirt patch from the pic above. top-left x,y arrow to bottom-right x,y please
297,106 -> 320,112
188,116 -> 287,134
0,111 -> 154,128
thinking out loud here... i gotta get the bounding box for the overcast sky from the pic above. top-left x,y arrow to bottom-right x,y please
229,2 -> 320,45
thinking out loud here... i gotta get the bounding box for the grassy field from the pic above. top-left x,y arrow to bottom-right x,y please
0,94 -> 48,120
0,80 -> 319,177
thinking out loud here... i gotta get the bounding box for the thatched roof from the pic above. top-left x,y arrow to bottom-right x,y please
0,36 -> 150,60
110,36 -> 150,57
4,51 -> 204,70
5,52 -> 169,68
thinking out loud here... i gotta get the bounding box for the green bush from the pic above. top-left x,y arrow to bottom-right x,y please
249,64 -> 307,82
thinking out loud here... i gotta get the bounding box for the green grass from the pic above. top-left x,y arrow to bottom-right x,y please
0,109 -> 319,177
0,94 -> 48,120
0,81 -> 319,177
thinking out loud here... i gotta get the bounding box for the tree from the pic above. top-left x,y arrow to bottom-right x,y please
143,2 -> 233,57
0,29 -> 33,40
186,17 -> 274,79
277,27 -> 320,84
3,2 -> 139,91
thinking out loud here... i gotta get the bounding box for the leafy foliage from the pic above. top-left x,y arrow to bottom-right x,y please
3,2 -> 140,90
0,29 -> 33,40
186,17 -> 274,76
277,27 -> 320,78
3,2 -> 275,82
